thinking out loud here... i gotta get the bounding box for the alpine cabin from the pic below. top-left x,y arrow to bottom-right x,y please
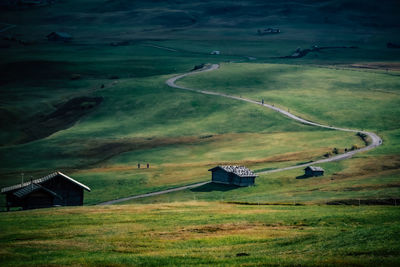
1,171 -> 90,211
304,166 -> 324,177
46,32 -> 72,42
209,166 -> 257,186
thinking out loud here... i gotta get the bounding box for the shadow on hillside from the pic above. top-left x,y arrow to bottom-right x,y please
191,182 -> 239,192
296,174 -> 312,179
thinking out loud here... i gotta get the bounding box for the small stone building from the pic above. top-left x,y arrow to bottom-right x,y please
304,166 -> 324,177
46,32 -> 72,42
1,171 -> 90,210
208,166 -> 257,186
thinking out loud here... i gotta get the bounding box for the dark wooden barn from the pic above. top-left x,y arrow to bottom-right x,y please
258,28 -> 281,35
209,166 -> 257,186
46,32 -> 72,42
304,166 -> 324,177
1,171 -> 90,211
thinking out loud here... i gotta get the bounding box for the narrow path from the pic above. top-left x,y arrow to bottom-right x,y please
143,44 -> 178,52
166,64 -> 382,174
98,182 -> 209,205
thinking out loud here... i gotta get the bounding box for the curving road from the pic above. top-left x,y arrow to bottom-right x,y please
98,181 -> 209,205
166,63 -> 382,174
98,63 -> 382,205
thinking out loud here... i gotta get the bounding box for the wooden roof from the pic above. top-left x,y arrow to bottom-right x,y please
209,165 -> 257,177
47,32 -> 72,38
1,171 -> 91,194
305,166 -> 324,172
13,183 -> 62,199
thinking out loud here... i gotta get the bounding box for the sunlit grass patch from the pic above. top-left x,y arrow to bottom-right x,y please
1,202 -> 399,266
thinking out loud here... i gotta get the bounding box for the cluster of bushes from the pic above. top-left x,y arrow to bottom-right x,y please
324,145 -> 360,157
192,63 -> 205,71
356,132 -> 370,146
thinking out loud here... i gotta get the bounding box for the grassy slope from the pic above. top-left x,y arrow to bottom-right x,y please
130,63 -> 400,204
0,1 -> 400,266
178,63 -> 400,132
0,202 -> 399,266
0,68 -> 361,204
0,0 -> 399,207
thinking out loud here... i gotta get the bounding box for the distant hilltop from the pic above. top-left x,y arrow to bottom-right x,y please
0,0 -> 55,9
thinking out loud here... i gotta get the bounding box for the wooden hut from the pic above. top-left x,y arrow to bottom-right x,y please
258,28 -> 281,35
304,166 -> 324,177
208,166 -> 257,186
1,171 -> 90,210
46,32 -> 72,42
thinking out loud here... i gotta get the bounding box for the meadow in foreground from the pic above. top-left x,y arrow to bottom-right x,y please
1,202 -> 399,266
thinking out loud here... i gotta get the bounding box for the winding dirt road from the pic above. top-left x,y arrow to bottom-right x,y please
166,63 -> 382,174
99,63 -> 382,205
98,181 -> 209,205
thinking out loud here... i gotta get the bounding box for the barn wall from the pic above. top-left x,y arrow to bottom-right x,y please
6,193 -> 23,208
305,169 -> 324,177
24,191 -> 54,209
211,169 -> 255,186
234,176 -> 255,186
212,169 -> 231,184
232,175 -> 241,186
243,177 -> 255,186
222,175 -> 255,186
42,176 -> 84,206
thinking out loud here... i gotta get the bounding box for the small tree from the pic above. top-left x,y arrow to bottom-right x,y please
351,144 -> 359,151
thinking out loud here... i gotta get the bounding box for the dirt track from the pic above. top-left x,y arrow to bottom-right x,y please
97,181 -> 209,205
98,63 -> 382,205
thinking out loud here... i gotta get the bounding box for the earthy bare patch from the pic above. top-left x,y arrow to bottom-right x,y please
327,198 -> 400,205
332,155 -> 400,180
14,239 -> 91,250
154,221 -> 308,242
217,208 -> 283,215
348,62 -> 400,71
249,151 -> 320,164
182,222 -> 258,234
78,132 -> 322,172
339,183 -> 400,192
79,136 -> 207,165
165,151 -> 319,168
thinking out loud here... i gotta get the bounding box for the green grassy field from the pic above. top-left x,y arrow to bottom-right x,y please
0,1 -> 400,265
1,67 -> 365,205
1,202 -> 400,266
0,0 -> 399,204
178,63 -> 400,132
